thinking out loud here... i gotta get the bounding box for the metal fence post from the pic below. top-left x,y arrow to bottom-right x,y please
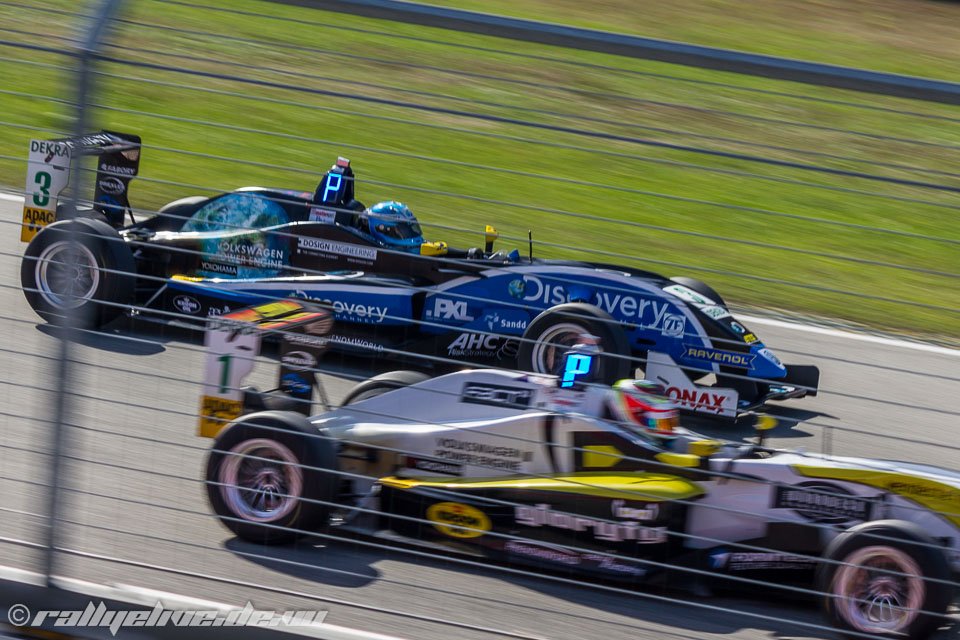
43,0 -> 127,587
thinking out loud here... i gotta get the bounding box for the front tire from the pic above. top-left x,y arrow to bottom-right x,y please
669,276 -> 726,307
817,520 -> 953,640
517,303 -> 632,384
21,218 -> 135,328
205,411 -> 339,545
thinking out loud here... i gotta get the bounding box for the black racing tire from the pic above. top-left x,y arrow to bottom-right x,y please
517,302 -> 632,384
241,387 -> 310,414
56,203 -> 111,226
340,370 -> 430,406
205,411 -> 339,545
669,276 -> 726,307
817,520 -> 953,640
21,218 -> 135,328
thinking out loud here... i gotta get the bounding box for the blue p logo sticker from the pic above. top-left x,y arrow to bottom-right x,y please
321,172 -> 343,203
561,353 -> 593,388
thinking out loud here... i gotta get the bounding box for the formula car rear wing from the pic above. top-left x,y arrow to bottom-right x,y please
198,300 -> 334,438
21,130 -> 141,242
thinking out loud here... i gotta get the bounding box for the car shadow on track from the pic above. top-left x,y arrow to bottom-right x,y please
37,323 -> 167,355
224,537 -> 382,589
686,406 -> 831,443
35,312 -> 217,355
222,530 -> 894,640
37,316 -> 399,381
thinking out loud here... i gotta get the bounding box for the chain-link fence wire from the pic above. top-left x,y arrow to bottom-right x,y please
1,1 -> 959,639
1,3 -> 952,330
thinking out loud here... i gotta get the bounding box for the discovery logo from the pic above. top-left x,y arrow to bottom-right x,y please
515,274 -> 681,334
289,291 -> 388,324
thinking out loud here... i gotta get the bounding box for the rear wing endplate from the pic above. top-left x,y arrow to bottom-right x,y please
198,300 -> 334,438
21,130 -> 141,242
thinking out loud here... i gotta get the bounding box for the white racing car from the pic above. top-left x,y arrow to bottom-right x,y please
198,301 -> 958,640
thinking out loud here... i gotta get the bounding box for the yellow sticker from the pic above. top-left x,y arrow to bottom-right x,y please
582,445 -> 623,468
419,241 -> 448,256
20,207 -> 55,242
198,395 -> 243,438
252,300 -> 303,319
426,502 -> 491,539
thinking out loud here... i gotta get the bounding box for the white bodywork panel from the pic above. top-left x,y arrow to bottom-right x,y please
21,139 -> 73,242
318,369 -> 616,478
312,369 -> 960,571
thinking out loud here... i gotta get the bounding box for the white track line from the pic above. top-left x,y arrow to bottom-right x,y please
739,314 -> 958,357
108,582 -> 412,640
0,565 -> 410,640
3,191 -> 955,356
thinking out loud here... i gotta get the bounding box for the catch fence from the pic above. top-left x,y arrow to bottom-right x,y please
0,1 -> 958,639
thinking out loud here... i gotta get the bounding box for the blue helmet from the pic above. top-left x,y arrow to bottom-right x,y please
364,201 -> 424,252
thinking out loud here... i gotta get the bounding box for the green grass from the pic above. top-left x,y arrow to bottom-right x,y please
1,0 -> 958,342
425,0 -> 960,79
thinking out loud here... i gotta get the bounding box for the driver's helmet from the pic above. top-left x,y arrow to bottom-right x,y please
607,379 -> 679,436
363,201 -> 424,253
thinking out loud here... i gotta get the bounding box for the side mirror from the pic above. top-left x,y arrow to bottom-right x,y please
484,225 -> 498,253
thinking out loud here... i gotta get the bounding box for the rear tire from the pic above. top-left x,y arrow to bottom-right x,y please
55,203 -> 110,226
205,411 -> 339,545
21,218 -> 135,328
518,303 -> 632,384
341,370 -> 430,406
817,520 -> 953,640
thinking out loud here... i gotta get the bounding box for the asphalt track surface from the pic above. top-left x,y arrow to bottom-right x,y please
1,196 -> 958,640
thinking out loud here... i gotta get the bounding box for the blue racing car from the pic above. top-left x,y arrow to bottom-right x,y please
19,132 -> 819,418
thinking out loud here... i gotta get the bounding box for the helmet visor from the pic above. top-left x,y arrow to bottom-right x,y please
375,221 -> 423,241
647,414 -> 678,435
619,389 -> 677,436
